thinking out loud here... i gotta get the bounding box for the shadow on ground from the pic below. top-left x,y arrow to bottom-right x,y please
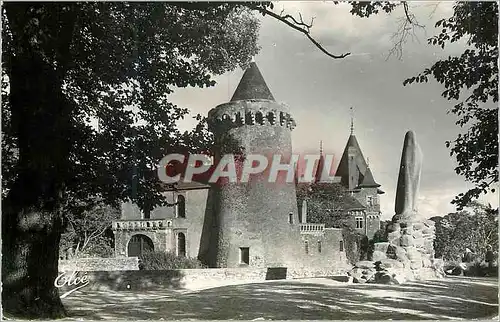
62,276 -> 498,320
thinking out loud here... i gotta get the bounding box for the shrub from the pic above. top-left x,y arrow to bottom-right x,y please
139,251 -> 206,270
342,228 -> 366,264
464,259 -> 498,277
367,229 -> 388,260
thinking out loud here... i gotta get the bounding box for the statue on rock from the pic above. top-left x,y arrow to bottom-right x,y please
392,130 -> 423,224
347,130 -> 442,284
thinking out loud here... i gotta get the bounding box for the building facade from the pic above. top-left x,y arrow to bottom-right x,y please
112,62 -> 382,268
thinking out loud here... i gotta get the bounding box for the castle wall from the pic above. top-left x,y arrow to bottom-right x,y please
114,228 -> 170,257
116,189 -> 208,259
352,187 -> 381,239
295,228 -> 349,268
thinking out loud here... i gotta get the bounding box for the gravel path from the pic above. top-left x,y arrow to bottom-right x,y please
62,276 -> 498,320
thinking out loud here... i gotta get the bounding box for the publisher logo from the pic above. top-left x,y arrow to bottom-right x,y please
54,271 -> 90,298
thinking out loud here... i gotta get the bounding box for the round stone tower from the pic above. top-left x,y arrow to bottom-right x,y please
207,62 -> 300,268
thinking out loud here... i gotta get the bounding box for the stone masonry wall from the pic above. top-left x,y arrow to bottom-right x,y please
295,228 -> 350,269
349,218 -> 443,284
207,99 -> 300,268
59,257 -> 139,271
114,228 -> 170,257
117,189 -> 209,259
56,267 -> 350,296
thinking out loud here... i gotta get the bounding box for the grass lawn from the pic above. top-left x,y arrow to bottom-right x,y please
62,276 -> 498,320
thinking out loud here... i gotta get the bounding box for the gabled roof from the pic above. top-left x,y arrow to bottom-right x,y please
231,62 -> 275,102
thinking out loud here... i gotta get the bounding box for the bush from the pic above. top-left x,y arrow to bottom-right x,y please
464,260 -> 498,277
367,229 -> 388,260
443,259 -> 499,277
139,251 -> 206,270
342,228 -> 366,264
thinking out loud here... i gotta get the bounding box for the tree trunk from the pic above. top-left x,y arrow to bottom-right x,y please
2,206 -> 66,319
2,47 -> 73,318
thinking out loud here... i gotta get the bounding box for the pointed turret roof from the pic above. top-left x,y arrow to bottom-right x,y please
335,134 -> 384,194
336,134 -> 368,190
231,62 -> 275,102
358,166 -> 380,188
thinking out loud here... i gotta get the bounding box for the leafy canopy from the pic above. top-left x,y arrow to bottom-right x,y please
296,183 -> 360,228
430,202 -> 498,261
2,3 -> 260,212
59,198 -> 120,258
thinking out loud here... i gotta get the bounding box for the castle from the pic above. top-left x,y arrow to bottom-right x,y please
112,62 -> 383,269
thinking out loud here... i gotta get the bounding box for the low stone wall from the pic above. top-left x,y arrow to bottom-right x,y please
286,266 -> 351,279
59,257 -> 139,272
56,266 -> 351,295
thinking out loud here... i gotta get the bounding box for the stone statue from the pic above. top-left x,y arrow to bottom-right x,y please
392,131 -> 423,224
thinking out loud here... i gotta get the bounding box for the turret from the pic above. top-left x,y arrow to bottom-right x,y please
205,62 -> 300,268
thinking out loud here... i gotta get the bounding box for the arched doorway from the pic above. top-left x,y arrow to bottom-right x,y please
177,232 -> 186,257
128,234 -> 154,257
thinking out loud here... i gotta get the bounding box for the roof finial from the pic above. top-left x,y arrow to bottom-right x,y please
251,56 -> 256,63
319,140 -> 323,155
350,106 -> 354,135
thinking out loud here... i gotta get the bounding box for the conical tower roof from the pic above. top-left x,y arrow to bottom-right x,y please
336,134 -> 368,190
358,166 -> 380,188
231,62 -> 275,101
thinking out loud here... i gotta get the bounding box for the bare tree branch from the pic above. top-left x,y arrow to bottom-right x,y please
386,1 -> 425,60
248,4 -> 350,59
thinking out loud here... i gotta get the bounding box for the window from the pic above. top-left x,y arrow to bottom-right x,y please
177,232 -> 186,257
318,241 -> 322,253
339,240 -> 344,252
367,196 -> 374,207
305,241 -> 309,254
240,247 -> 249,265
288,213 -> 293,224
177,195 -> 186,218
355,217 -> 364,229
143,208 -> 151,219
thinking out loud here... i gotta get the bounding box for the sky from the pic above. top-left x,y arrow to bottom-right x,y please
169,2 -> 498,220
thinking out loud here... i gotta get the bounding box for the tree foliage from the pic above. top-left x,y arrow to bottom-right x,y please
296,183 -> 359,228
59,199 -> 120,259
347,2 -> 499,210
1,3 -> 262,318
296,182 -> 367,264
2,3 -> 261,212
430,202 -> 498,261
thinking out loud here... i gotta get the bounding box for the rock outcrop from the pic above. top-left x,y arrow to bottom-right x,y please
348,131 -> 445,284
